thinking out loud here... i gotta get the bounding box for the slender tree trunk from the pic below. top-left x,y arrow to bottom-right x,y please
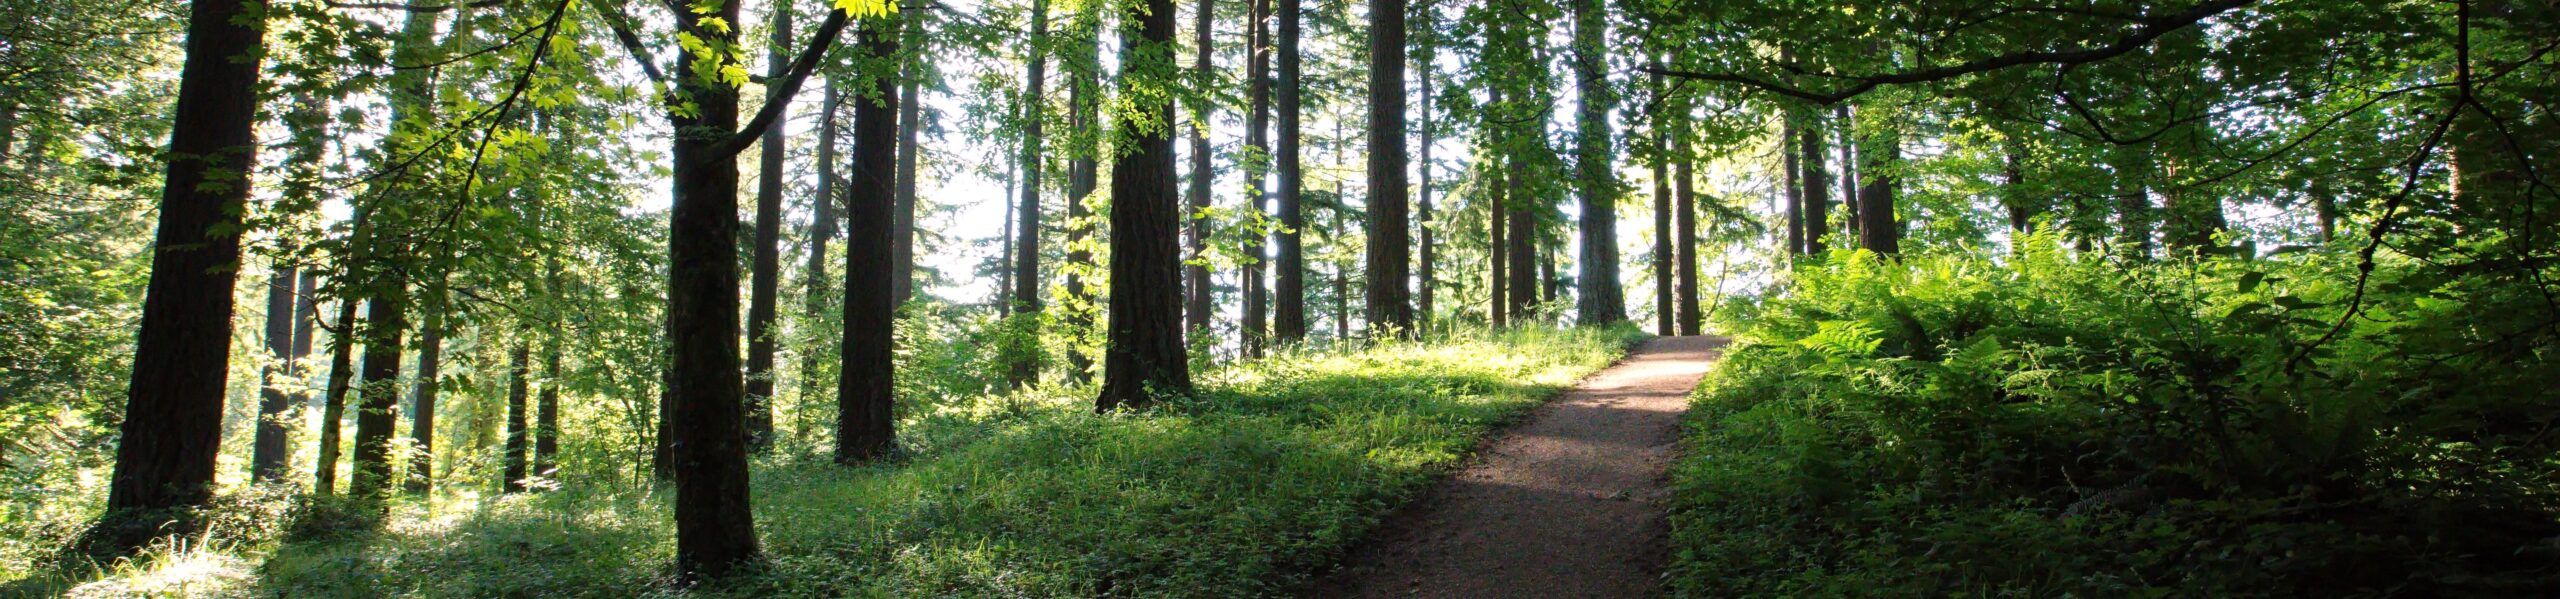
803,78 -> 842,408
1505,152 -> 1537,322
1364,0 -> 1412,337
404,289 -> 444,493
999,150 -> 1018,315
535,337 -> 560,477
838,17 -> 902,463
88,0 -> 267,552
1782,116 -> 1803,256
1489,137 -> 1509,327
1063,7 -> 1102,381
262,271 -> 319,482
1098,0 -> 1194,410
1569,0 -> 1621,325
1333,195 -> 1350,340
1415,35 -> 1437,332
2310,178 -> 2336,242
1273,0 -> 1307,343
1240,0 -> 1271,357
502,341 -> 530,493
744,0 -> 793,451
253,262 -> 298,484
1673,109 -> 1700,335
348,4 -> 444,509
1838,105 -> 1860,240
1009,0 -> 1054,386
893,11 -> 926,306
315,301 -> 358,495
1650,68 -> 1672,336
2003,139 -> 2034,235
1184,0 -> 1216,336
348,288 -> 409,504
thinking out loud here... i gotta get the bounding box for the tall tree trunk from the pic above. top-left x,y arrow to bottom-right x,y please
1858,126 -> 1902,256
404,287 -> 444,493
1333,194 -> 1350,340
263,271 -> 320,482
2003,139 -> 2034,235
1272,0 -> 1307,343
348,4 -> 444,509
1505,152 -> 1537,322
893,11 -> 926,306
348,288 -> 409,504
1063,7 -> 1102,381
1799,110 -> 1831,256
744,0 -> 793,452
1183,0 -> 1216,336
1098,0 -> 1194,410
1673,106 -> 1700,335
2112,145 -> 2154,261
253,262 -> 298,484
315,301 -> 358,495
1838,105 -> 1860,240
1364,0 -> 1412,337
1489,132 -> 1509,327
502,340 -> 530,493
1415,34 -> 1437,332
1782,116 -> 1803,256
1240,0 -> 1271,357
535,336 -> 560,477
89,0 -> 267,552
838,17 -> 902,463
1569,0 -> 1622,325
1650,68 -> 1672,336
803,78 -> 842,410
1009,0 -> 1054,386
999,148 -> 1018,315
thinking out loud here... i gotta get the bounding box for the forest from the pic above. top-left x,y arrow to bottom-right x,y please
1,0 -> 2555,596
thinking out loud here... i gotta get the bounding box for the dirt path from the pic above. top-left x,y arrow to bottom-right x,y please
1307,336 -> 1726,599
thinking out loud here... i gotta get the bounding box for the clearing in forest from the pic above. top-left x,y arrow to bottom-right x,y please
1311,335 -> 1725,598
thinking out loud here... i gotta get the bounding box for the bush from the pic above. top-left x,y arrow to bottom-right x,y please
1666,240 -> 2560,597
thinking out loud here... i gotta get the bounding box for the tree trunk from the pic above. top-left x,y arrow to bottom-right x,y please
1505,152 -> 1537,322
1273,0 -> 1307,344
535,338 -> 561,478
315,301 -> 358,495
404,289 -> 444,493
1799,111 -> 1831,256
2003,139 -> 2034,235
1673,107 -> 1700,335
1782,116 -> 1803,256
1009,0 -> 1054,386
348,288 -> 409,504
1240,0 -> 1271,358
1858,126 -> 1901,256
1364,0 -> 1412,337
502,341 -> 530,493
1184,0 -> 1216,336
88,0 -> 267,552
253,262 -> 298,484
893,11 -> 926,306
838,17 -> 902,463
803,77 -> 842,410
1569,0 -> 1621,326
1098,0 -> 1194,410
2112,145 -> 2154,261
1415,36 -> 1437,332
1063,7 -> 1102,381
1489,138 -> 1508,327
1838,105 -> 1860,240
744,0 -> 793,452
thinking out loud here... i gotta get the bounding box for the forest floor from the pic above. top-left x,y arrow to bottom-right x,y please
1308,335 -> 1726,598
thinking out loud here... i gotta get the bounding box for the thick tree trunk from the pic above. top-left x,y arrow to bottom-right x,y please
744,0 -> 793,451
404,292 -> 444,493
253,263 -> 298,484
1098,0 -> 1194,410
1009,0 -> 1054,386
1240,0 -> 1271,358
838,18 -> 902,463
1273,0 -> 1307,343
1859,126 -> 1902,256
348,289 -> 409,504
502,341 -> 530,493
1569,0 -> 1622,326
1184,0 -> 1216,336
1364,0 -> 1412,337
1505,154 -> 1537,322
315,301 -> 358,495
90,0 -> 267,551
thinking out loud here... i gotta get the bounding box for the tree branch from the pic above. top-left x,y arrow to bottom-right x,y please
326,0 -> 509,12
712,6 -> 856,158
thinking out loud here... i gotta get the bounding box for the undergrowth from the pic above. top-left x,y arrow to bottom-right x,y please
1666,239 -> 2560,597
27,325 -> 1634,598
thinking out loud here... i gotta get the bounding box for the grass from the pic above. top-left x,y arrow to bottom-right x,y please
22,325 -> 1639,598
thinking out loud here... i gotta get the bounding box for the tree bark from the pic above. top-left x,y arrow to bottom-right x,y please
1009,0 -> 1054,386
315,301 -> 358,495
802,77 -> 842,410
404,287 -> 444,493
1569,0 -> 1621,325
1650,69 -> 1673,336
1799,110 -> 1831,255
2003,139 -> 2034,235
744,0 -> 793,452
253,262 -> 298,485
1363,0 -> 1412,337
1838,105 -> 1860,240
1240,0 -> 1271,357
1858,125 -> 1902,256
1272,0 -> 1307,343
1098,0 -> 1193,410
535,336 -> 561,477
1781,116 -> 1803,256
1183,0 -> 1216,336
1063,7 -> 1102,380
1505,150 -> 1537,322
1673,105 -> 1700,335
1489,128 -> 1508,328
502,340 -> 530,493
838,16 -> 902,463
1415,35 -> 1437,331
893,11 -> 926,305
